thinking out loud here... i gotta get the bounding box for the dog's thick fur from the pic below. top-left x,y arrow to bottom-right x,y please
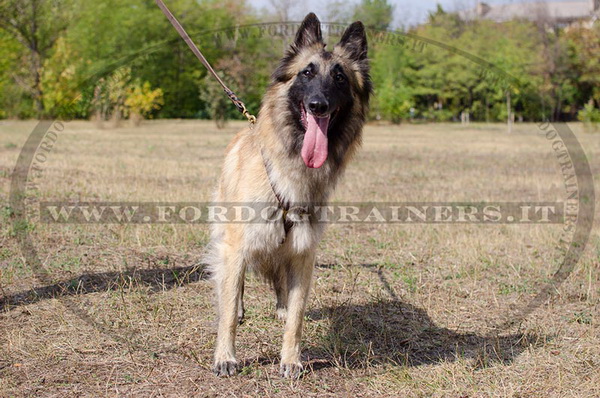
207,13 -> 371,378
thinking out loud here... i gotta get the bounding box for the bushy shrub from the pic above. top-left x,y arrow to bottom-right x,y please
124,81 -> 164,126
577,102 -> 600,131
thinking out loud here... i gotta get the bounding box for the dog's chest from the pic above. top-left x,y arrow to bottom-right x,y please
243,207 -> 324,259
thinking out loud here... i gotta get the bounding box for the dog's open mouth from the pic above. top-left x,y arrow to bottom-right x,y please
299,102 -> 338,169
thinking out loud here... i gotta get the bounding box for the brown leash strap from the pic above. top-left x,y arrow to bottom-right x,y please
155,0 -> 257,125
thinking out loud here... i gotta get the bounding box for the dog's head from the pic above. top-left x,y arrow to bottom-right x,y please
269,13 -> 371,169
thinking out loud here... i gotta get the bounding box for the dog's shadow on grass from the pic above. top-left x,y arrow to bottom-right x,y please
306,300 -> 543,371
0,264 -> 208,310
304,263 -> 546,371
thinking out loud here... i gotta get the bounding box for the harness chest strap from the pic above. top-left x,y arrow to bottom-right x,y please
259,148 -> 309,243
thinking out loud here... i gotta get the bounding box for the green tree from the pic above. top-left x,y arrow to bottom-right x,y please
566,24 -> 600,109
0,0 -> 72,117
369,40 -> 415,122
352,0 -> 394,31
411,8 -> 541,123
0,29 -> 30,118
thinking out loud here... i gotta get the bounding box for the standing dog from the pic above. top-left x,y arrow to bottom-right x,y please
207,13 -> 371,378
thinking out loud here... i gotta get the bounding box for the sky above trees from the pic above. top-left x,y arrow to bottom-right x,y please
248,0 -> 587,27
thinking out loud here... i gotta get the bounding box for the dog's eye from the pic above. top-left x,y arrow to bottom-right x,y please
335,73 -> 345,82
303,69 -> 312,77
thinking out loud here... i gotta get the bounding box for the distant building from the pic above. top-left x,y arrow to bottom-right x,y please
459,0 -> 600,26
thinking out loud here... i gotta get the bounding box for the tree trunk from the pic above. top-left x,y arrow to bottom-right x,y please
31,50 -> 44,118
30,0 -> 44,118
506,90 -> 512,134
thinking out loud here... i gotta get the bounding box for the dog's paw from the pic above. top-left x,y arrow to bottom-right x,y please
276,307 -> 287,321
279,362 -> 304,379
213,360 -> 238,377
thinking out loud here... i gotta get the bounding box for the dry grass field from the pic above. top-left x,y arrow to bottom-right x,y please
0,119 -> 599,397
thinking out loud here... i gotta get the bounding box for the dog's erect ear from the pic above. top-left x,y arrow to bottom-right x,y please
337,21 -> 368,61
291,13 -> 323,52
272,13 -> 323,82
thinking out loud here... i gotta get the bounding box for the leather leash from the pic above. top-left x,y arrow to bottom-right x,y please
155,0 -> 257,125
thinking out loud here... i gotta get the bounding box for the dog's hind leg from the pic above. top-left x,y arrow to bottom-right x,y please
237,277 -> 245,324
273,265 -> 288,320
213,246 -> 245,377
279,252 -> 314,378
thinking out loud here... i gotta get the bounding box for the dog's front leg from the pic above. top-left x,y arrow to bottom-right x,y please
279,252 -> 314,378
213,248 -> 245,377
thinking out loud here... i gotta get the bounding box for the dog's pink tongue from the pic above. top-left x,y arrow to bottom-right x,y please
301,113 -> 329,168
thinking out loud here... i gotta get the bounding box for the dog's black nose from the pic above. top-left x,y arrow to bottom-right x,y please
308,99 -> 329,116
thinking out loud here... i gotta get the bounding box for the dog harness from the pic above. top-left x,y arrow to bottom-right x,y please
260,149 -> 310,245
